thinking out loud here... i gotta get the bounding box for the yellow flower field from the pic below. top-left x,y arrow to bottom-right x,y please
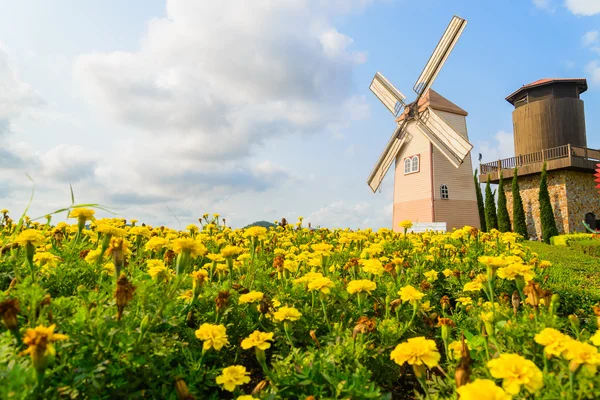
1,208 -> 600,399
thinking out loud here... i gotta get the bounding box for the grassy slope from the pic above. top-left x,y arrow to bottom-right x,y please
525,241 -> 600,315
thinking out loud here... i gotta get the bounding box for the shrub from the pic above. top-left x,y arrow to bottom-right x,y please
512,167 -> 528,239
551,233 -> 594,246
539,162 -> 558,244
570,240 -> 600,257
484,175 -> 498,231
497,173 -> 511,232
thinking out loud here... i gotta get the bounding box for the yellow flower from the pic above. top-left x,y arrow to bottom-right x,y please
398,285 -> 425,304
399,220 -> 413,230
130,226 -> 151,238
487,353 -> 543,395
361,259 -> 385,275
103,262 -> 115,276
34,252 -> 60,268
241,330 -> 274,350
424,270 -> 438,282
420,300 -> 432,312
237,396 -> 258,400
347,279 -> 377,295
456,297 -> 472,306
456,379 -> 512,400
497,263 -> 535,282
307,277 -> 335,294
244,226 -> 267,238
195,323 -> 229,351
68,207 -> 95,221
463,281 -> 484,292
145,237 -> 169,252
221,245 -> 244,258
273,306 -> 302,322
563,339 -> 600,372
216,365 -> 251,392
590,330 -> 600,347
390,337 -> 440,367
442,268 -> 454,278
97,224 -> 127,237
448,340 -> 471,360
147,259 -> 165,270
293,272 -> 324,286
21,324 -> 69,371
173,238 -> 207,257
534,328 -> 570,358
148,262 -> 170,281
239,291 -> 264,305
15,229 -> 46,247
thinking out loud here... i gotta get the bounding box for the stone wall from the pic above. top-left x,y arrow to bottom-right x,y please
502,170 -> 599,239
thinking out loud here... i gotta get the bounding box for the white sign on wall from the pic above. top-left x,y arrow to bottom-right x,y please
407,222 -> 447,233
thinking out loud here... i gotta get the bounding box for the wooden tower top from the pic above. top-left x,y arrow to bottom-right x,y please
505,78 -> 587,106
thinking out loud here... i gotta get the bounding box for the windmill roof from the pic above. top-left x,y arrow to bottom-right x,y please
396,89 -> 468,122
505,78 -> 588,105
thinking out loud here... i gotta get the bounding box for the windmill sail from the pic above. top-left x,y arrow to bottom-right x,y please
370,72 -> 407,116
367,125 -> 409,192
416,107 -> 473,168
413,16 -> 467,98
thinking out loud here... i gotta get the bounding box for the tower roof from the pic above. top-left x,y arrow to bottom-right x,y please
505,78 -> 588,105
396,89 -> 468,122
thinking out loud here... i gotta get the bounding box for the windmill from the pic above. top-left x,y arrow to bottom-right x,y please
367,15 -> 480,231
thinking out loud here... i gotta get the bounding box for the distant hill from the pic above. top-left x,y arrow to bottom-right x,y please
244,220 -> 277,229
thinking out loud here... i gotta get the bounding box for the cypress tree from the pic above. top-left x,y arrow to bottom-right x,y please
474,169 -> 486,231
497,172 -> 511,232
484,175 -> 498,231
539,162 -> 558,243
511,167 -> 528,238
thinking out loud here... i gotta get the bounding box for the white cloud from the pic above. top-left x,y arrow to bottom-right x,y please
475,130 -> 515,166
585,60 -> 600,84
582,30 -> 599,46
565,0 -> 600,15
533,0 -> 554,10
307,199 -> 391,229
0,44 -> 46,134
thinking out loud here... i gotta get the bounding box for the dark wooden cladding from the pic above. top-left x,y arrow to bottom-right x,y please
512,97 -> 587,156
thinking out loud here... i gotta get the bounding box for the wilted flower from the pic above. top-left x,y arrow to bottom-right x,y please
115,273 -> 136,320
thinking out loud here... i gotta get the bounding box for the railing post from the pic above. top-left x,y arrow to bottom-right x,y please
497,160 -> 502,172
568,143 -> 572,163
541,149 -> 545,162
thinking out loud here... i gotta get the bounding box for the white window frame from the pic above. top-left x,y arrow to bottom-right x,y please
440,184 -> 449,199
404,155 -> 420,175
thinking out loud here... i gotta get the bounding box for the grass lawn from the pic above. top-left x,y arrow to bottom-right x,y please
525,241 -> 600,316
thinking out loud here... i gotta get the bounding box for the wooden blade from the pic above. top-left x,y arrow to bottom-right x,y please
416,107 -> 473,168
370,72 -> 407,117
413,15 -> 467,97
367,125 -> 408,192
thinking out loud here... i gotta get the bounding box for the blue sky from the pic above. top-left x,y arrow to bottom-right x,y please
1,0 -> 599,229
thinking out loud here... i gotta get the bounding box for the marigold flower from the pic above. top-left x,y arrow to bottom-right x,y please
239,291 -> 264,305
97,224 -> 127,238
148,263 -> 170,281
534,328 -> 570,358
456,379 -> 512,400
195,323 -> 229,351
497,263 -> 535,282
590,330 -> 600,347
220,245 -> 244,258
173,238 -> 207,258
34,252 -> 60,269
311,242 -> 333,256
424,270 -> 438,282
390,336 -> 440,368
21,324 -> 68,372
130,226 -> 151,238
347,279 -> 377,295
398,285 -> 425,304
307,277 -> 335,294
273,306 -> 302,322
361,259 -> 385,276
399,220 -> 413,230
145,237 -> 169,252
15,229 -> 46,247
463,281 -> 484,292
563,339 -> 600,373
244,226 -> 267,238
68,207 -> 95,221
216,365 -> 251,392
241,330 -> 274,350
456,297 -> 472,306
487,353 -> 543,395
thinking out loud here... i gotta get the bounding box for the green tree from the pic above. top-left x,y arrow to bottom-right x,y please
511,167 -> 528,238
539,162 -> 558,243
474,169 -> 486,231
484,175 -> 498,231
497,173 -> 511,232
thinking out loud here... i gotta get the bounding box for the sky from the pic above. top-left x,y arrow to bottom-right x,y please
1,0 -> 600,230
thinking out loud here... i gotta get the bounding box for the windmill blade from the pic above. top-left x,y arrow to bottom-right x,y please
415,107 -> 473,168
367,125 -> 409,192
370,72 -> 407,117
413,15 -> 467,98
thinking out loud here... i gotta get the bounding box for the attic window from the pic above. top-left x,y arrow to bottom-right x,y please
404,155 -> 420,174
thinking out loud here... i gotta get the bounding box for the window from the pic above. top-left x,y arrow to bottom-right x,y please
404,158 -> 411,174
404,155 -> 420,175
440,184 -> 449,199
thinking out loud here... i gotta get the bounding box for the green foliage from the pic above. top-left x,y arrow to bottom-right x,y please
551,233 -> 594,246
569,239 -> 600,257
511,167 -> 528,239
496,173 -> 511,233
539,162 -> 559,244
484,175 -> 498,231
474,169 -> 486,231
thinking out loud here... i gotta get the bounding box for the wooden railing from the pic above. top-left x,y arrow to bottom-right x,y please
479,144 -> 599,175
